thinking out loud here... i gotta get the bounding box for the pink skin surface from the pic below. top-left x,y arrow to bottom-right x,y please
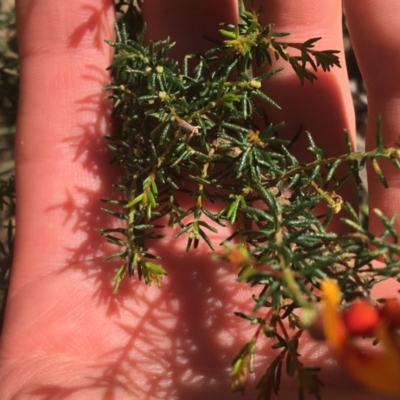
1,0 -> 400,399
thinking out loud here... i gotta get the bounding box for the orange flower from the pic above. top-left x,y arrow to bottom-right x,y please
320,279 -> 400,396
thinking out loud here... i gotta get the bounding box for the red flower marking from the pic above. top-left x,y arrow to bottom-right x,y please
342,299 -> 379,336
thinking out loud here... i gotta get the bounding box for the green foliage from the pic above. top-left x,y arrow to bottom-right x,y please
0,5 -> 17,330
0,7 -> 18,127
101,2 -> 400,398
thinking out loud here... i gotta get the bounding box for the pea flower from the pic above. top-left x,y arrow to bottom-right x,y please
320,279 -> 400,396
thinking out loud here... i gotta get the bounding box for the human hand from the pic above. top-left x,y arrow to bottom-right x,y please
1,1 -> 399,399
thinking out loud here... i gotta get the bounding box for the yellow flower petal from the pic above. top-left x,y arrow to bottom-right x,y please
343,333 -> 400,396
320,279 -> 346,351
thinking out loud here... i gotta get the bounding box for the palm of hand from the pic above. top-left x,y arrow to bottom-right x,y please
1,1 -> 400,399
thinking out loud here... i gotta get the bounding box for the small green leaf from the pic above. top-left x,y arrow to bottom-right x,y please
146,188 -> 157,207
371,158 -> 388,188
375,115 -> 383,148
144,261 -> 167,275
219,29 -> 237,39
125,193 -> 144,208
251,89 -> 281,109
112,265 -> 126,293
198,227 -> 215,250
285,352 -> 296,377
325,158 -> 342,182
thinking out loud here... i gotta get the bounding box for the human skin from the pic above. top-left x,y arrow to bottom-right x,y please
0,0 -> 400,399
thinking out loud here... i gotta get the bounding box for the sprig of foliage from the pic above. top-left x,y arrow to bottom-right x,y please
0,5 -> 17,331
102,2 -> 400,398
218,8 -> 340,84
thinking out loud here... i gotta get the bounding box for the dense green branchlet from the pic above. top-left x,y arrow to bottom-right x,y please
101,2 -> 400,398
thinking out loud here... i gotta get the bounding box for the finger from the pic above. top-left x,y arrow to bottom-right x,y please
142,0 -> 238,59
11,0 -> 116,292
253,0 -> 358,225
254,0 -> 354,150
343,1 -> 400,236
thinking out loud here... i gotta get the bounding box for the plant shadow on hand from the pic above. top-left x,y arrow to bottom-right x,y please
41,119 -> 395,400
25,7 -> 265,397
21,3 -> 399,400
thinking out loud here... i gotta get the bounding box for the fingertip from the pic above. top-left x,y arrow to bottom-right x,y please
344,0 -> 400,96
141,0 -> 238,59
344,0 -> 400,235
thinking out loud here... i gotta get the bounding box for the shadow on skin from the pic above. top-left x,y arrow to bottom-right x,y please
14,4 -> 398,398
